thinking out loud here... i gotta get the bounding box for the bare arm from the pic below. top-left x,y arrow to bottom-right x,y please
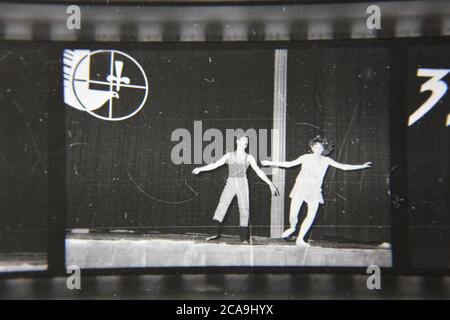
248,155 -> 279,196
192,153 -> 230,174
261,155 -> 304,168
327,157 -> 372,171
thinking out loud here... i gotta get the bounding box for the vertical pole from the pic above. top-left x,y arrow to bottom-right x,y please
270,49 -> 287,238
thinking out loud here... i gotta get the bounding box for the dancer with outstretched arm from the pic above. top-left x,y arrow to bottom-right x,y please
262,136 -> 372,247
192,135 -> 279,243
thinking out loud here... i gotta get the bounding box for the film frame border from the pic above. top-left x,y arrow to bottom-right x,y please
0,37 -> 447,279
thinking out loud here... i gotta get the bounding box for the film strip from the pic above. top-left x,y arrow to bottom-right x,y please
0,0 -> 448,299
0,1 -> 449,42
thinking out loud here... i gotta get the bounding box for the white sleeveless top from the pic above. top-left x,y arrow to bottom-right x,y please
226,151 -> 249,178
295,154 -> 330,189
289,154 -> 330,203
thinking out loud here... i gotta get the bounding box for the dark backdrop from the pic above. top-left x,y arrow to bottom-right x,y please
66,45 -> 392,243
0,44 -> 52,253
286,46 -> 391,243
66,48 -> 274,236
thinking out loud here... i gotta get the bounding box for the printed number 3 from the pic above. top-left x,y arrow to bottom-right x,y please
408,68 -> 450,127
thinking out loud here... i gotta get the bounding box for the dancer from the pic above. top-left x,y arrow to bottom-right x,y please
192,135 -> 279,243
262,136 -> 372,246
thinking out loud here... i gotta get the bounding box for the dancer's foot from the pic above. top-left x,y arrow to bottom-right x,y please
239,227 -> 250,243
295,239 -> 310,247
283,235 -> 296,242
281,227 -> 296,238
206,220 -> 222,241
205,234 -> 221,241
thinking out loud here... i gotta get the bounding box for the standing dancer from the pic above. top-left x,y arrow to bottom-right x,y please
192,135 -> 279,243
262,136 -> 372,246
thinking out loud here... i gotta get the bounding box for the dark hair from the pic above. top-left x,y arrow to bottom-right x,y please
308,136 -> 334,156
236,134 -> 248,142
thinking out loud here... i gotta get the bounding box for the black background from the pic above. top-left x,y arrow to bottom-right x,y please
406,46 -> 450,269
286,46 -> 390,244
0,45 -> 55,253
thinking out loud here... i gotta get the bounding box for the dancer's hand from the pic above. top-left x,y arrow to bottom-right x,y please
362,162 -> 372,168
261,160 -> 272,166
192,168 -> 202,175
269,183 -> 280,196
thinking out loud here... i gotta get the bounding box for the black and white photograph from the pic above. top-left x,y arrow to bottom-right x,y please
0,0 -> 449,301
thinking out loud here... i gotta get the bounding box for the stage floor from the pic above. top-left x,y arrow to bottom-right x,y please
0,253 -> 47,272
66,232 -> 392,268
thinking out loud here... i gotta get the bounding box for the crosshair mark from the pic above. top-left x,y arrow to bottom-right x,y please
64,49 -> 149,122
73,79 -> 147,90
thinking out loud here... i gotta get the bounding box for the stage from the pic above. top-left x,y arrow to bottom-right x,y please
0,253 -> 47,272
66,232 -> 392,268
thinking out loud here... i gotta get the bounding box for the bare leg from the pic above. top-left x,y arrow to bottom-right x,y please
282,197 -> 304,238
296,202 -> 319,246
